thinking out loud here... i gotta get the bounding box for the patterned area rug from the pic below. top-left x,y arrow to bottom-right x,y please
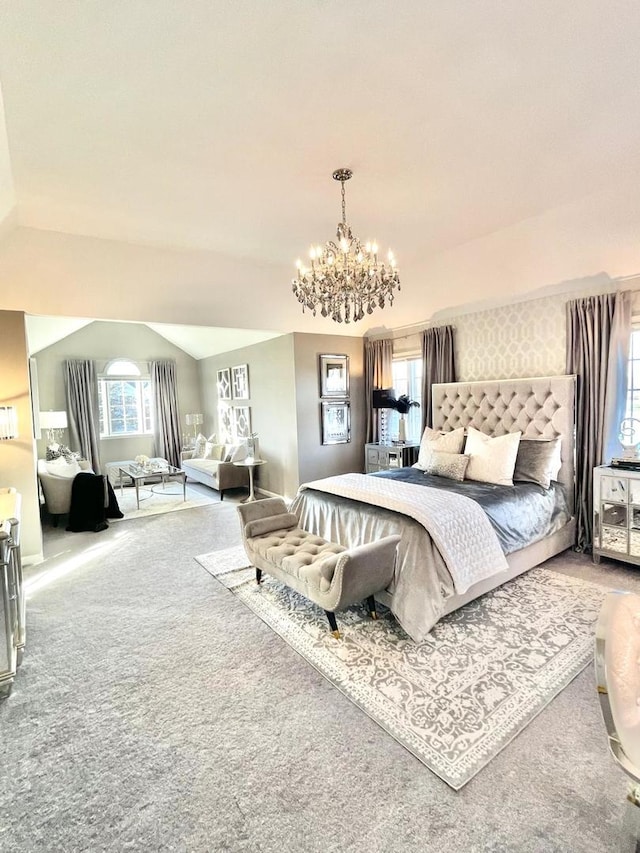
112,483 -> 219,521
195,546 -> 607,789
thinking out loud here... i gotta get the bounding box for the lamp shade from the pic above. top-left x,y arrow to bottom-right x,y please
39,411 -> 68,430
185,413 -> 203,426
372,389 -> 397,409
0,406 -> 18,440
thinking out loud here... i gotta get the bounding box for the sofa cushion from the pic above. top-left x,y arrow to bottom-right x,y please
204,441 -> 225,460
44,457 -> 82,478
192,433 -> 208,458
182,458 -> 222,475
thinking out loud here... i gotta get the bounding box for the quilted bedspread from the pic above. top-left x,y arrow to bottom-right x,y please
299,473 -> 508,595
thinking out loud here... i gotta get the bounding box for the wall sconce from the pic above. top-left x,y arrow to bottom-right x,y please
185,413 -> 203,439
39,410 -> 68,445
0,406 -> 18,441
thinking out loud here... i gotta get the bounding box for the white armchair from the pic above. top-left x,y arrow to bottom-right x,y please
37,459 -> 93,525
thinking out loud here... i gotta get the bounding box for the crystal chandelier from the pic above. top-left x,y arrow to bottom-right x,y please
292,168 -> 400,324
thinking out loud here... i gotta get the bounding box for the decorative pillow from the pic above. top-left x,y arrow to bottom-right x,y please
45,443 -> 77,463
414,426 -> 465,471
513,437 -> 562,489
464,428 -> 522,486
227,444 -> 248,463
424,451 -> 469,482
45,456 -> 81,478
203,441 -> 225,461
192,433 -> 207,459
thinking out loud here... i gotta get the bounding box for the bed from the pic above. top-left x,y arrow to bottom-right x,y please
290,375 -> 576,642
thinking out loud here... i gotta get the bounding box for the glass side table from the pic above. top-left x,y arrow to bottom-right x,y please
233,458 -> 266,503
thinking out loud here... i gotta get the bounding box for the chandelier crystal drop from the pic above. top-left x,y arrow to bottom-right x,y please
292,168 -> 400,324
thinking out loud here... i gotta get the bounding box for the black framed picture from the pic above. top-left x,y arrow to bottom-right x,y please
321,400 -> 351,445
319,354 -> 349,398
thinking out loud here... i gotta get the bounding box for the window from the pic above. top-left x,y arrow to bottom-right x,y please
389,357 -> 423,444
627,328 -> 640,423
98,359 -> 153,437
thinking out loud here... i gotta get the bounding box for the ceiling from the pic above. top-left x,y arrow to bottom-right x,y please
1,1 -> 640,339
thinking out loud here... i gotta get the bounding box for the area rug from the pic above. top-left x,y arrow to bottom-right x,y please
195,546 -> 608,789
112,483 -> 219,521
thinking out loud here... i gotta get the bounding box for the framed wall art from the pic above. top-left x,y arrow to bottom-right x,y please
217,403 -> 233,444
217,368 -> 231,400
321,400 -> 351,445
319,354 -> 349,398
232,364 -> 250,400
232,406 -> 252,441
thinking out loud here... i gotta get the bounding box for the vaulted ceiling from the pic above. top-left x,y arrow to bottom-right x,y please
0,1 -> 639,344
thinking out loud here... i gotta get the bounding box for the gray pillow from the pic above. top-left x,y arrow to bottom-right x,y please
513,438 -> 562,489
424,450 -> 470,482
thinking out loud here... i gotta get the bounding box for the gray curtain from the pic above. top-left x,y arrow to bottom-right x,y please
421,325 -> 456,430
65,359 -> 101,473
151,360 -> 181,468
566,290 -> 632,551
364,338 -> 394,443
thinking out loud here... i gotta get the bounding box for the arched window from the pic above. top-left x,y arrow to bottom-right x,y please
105,359 -> 141,377
98,360 -> 152,437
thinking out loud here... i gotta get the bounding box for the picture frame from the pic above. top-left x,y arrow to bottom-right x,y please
217,402 -> 233,444
217,368 -> 231,400
319,354 -> 349,398
232,406 -> 252,441
232,364 -> 250,400
321,400 -> 351,445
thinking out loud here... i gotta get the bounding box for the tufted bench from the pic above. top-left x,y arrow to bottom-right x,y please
237,497 -> 400,638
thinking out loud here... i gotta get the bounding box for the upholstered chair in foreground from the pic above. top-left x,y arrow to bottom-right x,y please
237,496 -> 400,638
595,590 -> 640,850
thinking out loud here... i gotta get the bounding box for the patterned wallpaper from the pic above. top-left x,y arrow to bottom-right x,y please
452,293 -> 567,381
390,278 -> 640,382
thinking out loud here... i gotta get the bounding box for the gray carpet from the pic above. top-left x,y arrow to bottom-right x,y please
197,548 -> 608,789
2,503 -> 638,852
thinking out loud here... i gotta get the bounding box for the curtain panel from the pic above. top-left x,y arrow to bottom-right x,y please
566,290 -> 632,551
421,325 -> 456,431
364,338 -> 393,444
65,359 -> 102,473
151,360 -> 182,468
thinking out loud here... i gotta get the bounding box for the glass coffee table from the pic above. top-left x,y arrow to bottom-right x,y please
118,462 -> 187,510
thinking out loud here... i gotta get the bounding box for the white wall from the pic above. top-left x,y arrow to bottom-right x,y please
0,311 -> 41,561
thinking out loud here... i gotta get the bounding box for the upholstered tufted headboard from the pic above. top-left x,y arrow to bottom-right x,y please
432,375 -> 576,514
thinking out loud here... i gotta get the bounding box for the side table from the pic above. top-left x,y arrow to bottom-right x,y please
233,459 -> 266,502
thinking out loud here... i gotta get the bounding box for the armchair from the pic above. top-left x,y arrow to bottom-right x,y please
37,459 -> 93,525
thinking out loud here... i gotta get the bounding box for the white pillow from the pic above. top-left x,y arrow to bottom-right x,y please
464,428 -> 522,486
229,444 -> 248,463
203,441 -> 225,461
45,457 -> 81,478
192,433 -> 207,459
414,426 -> 465,471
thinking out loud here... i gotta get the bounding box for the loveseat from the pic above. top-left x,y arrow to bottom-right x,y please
181,445 -> 249,499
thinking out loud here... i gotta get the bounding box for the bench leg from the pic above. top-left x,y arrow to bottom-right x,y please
324,610 -> 340,640
367,595 -> 378,620
256,568 -> 262,585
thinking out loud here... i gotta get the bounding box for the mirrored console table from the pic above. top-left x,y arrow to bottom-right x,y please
0,488 -> 23,698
